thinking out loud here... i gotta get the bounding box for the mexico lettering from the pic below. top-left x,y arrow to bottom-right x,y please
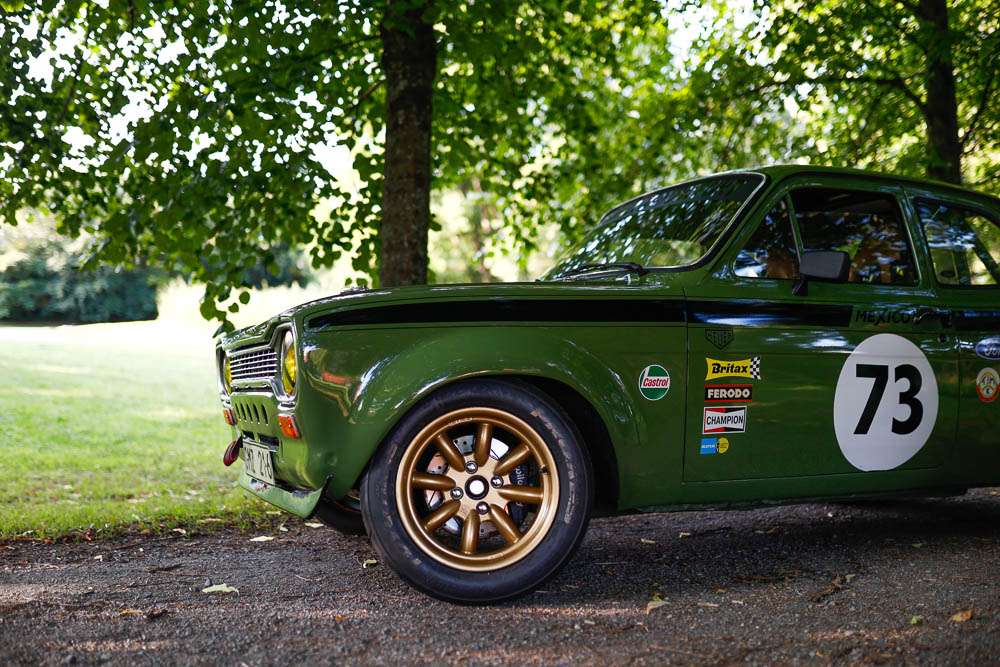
705,357 -> 761,381
703,406 -> 747,434
704,384 -> 753,402
854,309 -> 912,326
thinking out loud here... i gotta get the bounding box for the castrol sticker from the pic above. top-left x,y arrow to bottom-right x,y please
833,333 -> 938,471
638,365 -> 671,401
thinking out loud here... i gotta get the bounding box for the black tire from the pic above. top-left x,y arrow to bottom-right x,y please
361,379 -> 592,604
312,491 -> 366,535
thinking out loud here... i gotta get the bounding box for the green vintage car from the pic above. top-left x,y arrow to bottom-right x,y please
216,165 -> 1000,603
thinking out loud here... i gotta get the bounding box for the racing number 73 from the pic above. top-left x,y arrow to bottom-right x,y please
854,363 -> 923,436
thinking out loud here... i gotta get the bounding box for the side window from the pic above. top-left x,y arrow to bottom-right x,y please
733,198 -> 799,279
916,199 -> 1000,287
791,187 -> 917,285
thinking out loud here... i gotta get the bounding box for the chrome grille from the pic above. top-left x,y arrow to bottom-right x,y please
229,345 -> 278,384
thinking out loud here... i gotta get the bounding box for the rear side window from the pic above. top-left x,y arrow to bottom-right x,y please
791,188 -> 917,285
733,198 -> 799,279
916,199 -> 1000,287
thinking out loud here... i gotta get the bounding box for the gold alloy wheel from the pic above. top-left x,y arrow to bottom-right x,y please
395,406 -> 560,572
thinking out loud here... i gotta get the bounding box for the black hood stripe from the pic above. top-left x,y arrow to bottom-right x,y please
308,299 -> 687,329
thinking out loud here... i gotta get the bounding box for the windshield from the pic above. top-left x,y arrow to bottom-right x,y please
543,174 -> 765,279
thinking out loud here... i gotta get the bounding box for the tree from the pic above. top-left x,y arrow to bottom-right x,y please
535,0 -> 999,249
0,0 -> 661,325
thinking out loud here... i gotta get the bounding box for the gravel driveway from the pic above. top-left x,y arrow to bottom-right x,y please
3,489 -> 999,665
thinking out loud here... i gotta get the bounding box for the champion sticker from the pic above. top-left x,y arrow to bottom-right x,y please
975,337 -> 1000,361
700,437 -> 730,455
703,406 -> 747,434
704,384 -> 752,403
638,365 -> 671,401
705,357 -> 761,381
977,368 -> 999,402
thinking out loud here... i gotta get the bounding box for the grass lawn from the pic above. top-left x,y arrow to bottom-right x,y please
0,283 -> 335,540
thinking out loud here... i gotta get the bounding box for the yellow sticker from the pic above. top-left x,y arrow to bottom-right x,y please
705,357 -> 761,381
717,437 -> 729,454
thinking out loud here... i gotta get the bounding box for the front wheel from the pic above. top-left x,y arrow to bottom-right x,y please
361,379 -> 592,603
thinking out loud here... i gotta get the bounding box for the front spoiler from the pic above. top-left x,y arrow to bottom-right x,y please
237,467 -> 332,519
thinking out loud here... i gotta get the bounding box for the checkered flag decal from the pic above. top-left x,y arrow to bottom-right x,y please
749,356 -> 761,380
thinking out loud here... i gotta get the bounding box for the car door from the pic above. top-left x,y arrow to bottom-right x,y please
683,176 -> 958,495
906,186 -> 1000,485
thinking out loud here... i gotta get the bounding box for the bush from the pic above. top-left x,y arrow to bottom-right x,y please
0,236 -> 159,324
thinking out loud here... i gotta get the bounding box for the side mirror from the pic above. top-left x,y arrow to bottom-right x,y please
793,250 -> 850,296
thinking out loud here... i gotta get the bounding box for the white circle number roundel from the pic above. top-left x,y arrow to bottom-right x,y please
833,333 -> 938,471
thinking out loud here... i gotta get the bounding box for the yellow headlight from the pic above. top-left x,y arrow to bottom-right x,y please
282,331 -> 296,394
223,356 -> 233,394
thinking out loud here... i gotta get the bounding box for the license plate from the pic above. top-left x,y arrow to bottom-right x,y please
244,441 -> 275,485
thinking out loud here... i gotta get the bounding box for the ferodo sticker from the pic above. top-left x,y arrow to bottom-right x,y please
700,437 -> 730,455
977,368 -> 999,402
704,384 -> 752,403
703,406 -> 747,434
975,337 -> 1000,360
639,365 -> 671,400
834,333 -> 939,471
705,357 -> 761,381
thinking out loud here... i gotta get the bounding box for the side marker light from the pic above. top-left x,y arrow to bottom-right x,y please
277,414 -> 301,439
223,408 -> 236,426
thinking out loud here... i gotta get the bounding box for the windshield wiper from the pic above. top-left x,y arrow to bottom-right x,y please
558,261 -> 649,279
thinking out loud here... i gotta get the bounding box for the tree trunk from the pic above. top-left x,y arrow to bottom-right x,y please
379,1 -> 436,286
917,0 -> 962,184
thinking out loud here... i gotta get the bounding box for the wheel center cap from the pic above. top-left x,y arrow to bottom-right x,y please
466,476 -> 489,500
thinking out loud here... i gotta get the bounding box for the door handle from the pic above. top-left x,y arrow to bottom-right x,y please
914,307 -> 953,327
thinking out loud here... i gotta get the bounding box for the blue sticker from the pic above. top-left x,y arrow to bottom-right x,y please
976,337 -> 1000,361
700,437 -> 730,455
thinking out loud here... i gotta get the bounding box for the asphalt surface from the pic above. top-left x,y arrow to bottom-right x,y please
2,488 -> 999,665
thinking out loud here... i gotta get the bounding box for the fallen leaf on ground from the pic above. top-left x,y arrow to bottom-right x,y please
94,555 -> 103,561
278,525 -> 288,532
844,573 -> 856,583
266,511 -> 282,515
250,536 -> 274,542
951,609 -> 974,623
646,594 -> 668,614
119,609 -> 144,616
304,522 -> 324,528
640,538 -> 656,545
678,532 -> 691,538
912,543 -> 924,548
362,559 -> 377,568
910,615 -> 924,625
202,584 -> 239,595
697,602 -> 719,608
172,528 -> 186,535
765,526 -> 778,534
198,518 -> 222,524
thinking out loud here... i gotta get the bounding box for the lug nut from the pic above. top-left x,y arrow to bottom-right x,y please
465,461 -> 478,473
490,476 -> 503,489
476,502 -> 489,515
450,488 -> 464,500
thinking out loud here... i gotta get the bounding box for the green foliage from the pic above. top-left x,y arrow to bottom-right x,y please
0,234 -> 159,323
0,0 -> 662,326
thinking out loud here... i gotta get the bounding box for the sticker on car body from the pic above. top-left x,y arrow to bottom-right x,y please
700,437 -> 730,454
833,333 -> 939,471
704,384 -> 752,402
638,365 -> 671,400
975,337 -> 1000,360
703,406 -> 747,434
976,368 -> 999,402
705,357 -> 761,381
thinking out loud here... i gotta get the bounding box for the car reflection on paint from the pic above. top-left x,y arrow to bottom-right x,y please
215,166 -> 1000,603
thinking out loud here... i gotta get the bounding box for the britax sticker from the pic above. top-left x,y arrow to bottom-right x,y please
638,365 -> 671,400
977,367 -> 999,402
700,437 -> 730,455
704,384 -> 753,403
703,406 -> 747,434
705,357 -> 761,381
